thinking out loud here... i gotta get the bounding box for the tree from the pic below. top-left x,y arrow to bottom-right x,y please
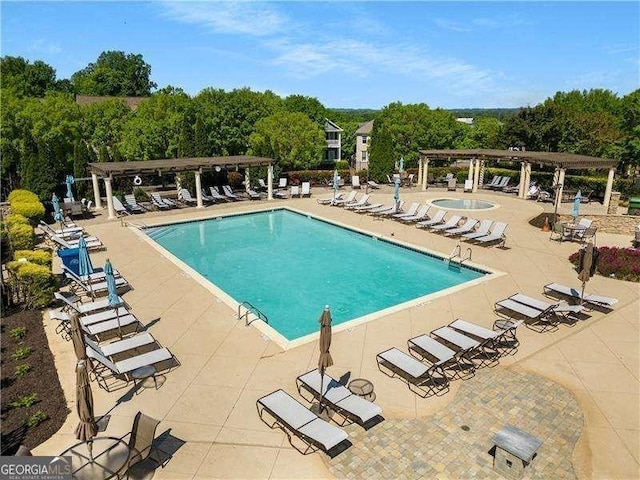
0,56 -> 58,97
249,111 -> 325,170
71,51 -> 157,96
456,117 -> 504,149
368,119 -> 394,181
282,94 -> 326,124
194,114 -> 208,157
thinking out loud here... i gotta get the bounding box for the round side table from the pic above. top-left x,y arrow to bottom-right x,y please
131,365 -> 157,394
348,378 -> 376,401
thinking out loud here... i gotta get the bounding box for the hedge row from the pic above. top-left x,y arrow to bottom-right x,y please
8,189 -> 45,224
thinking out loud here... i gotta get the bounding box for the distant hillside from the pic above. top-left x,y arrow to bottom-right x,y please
327,107 -> 520,122
446,108 -> 520,120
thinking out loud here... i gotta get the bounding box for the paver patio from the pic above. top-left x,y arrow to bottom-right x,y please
34,187 -> 639,479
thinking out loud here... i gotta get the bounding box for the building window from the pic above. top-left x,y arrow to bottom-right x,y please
362,151 -> 368,163
362,136 -> 368,144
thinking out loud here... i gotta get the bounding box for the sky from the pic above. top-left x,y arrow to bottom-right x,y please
1,1 -> 638,109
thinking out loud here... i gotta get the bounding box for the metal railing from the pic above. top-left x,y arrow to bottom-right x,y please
238,301 -> 269,326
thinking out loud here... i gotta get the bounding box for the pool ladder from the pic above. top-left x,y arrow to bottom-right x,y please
448,244 -> 472,268
238,301 -> 269,326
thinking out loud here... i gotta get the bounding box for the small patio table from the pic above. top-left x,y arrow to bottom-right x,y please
348,378 -> 376,401
61,436 -> 130,480
562,222 -> 586,242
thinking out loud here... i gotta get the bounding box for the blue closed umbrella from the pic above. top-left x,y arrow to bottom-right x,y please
572,190 -> 582,220
104,259 -> 123,337
399,157 -> 404,173
52,193 -> 64,227
394,177 -> 401,210
77,237 -> 94,278
66,175 -> 75,202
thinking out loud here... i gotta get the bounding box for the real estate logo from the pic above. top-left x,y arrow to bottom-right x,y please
0,456 -> 71,480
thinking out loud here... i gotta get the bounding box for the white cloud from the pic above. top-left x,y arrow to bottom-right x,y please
433,18 -> 471,33
29,39 -> 62,55
161,1 -> 287,36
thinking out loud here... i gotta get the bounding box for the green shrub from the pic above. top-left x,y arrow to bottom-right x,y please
11,262 -> 57,308
133,187 -> 148,203
10,393 -> 38,409
15,364 -> 31,377
25,411 -> 47,428
11,347 -> 32,361
11,201 -> 46,223
8,223 -> 35,251
334,160 -> 350,170
5,214 -> 30,229
8,189 -> 40,204
10,327 -> 27,341
13,250 -> 52,267
569,246 -> 640,282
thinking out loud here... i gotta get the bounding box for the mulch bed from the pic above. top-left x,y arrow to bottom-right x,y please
1,306 -> 69,454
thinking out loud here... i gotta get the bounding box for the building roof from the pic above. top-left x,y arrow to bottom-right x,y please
418,149 -> 618,170
355,120 -> 374,135
75,95 -> 148,110
89,155 -> 274,178
324,119 -> 343,132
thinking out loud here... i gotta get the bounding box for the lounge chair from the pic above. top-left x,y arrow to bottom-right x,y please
54,291 -> 126,315
48,309 -> 141,341
124,194 -> 145,213
429,214 -> 463,232
209,186 -> 229,202
290,185 -> 300,198
463,179 -> 473,192
351,176 -> 361,189
352,202 -> 383,213
257,179 -> 268,191
392,202 -> 419,220
117,412 -> 168,477
331,191 -> 357,206
200,189 -> 216,204
247,189 -> 262,200
295,369 -> 382,428
495,293 -> 584,330
86,343 -> 176,392
370,200 -> 405,217
443,218 -> 478,237
416,210 -> 446,229
59,262 -> 124,285
403,174 -> 414,187
461,219 -> 493,241
110,196 -> 132,216
179,189 -> 198,205
150,192 -> 177,208
471,222 -> 508,247
63,267 -> 129,298
376,347 -> 449,398
277,178 -> 288,189
448,318 -> 522,357
367,180 -> 380,189
301,181 -> 311,197
447,177 -> 457,191
397,205 -> 430,223
542,282 -> 618,310
49,234 -> 103,251
317,192 -> 344,205
344,194 -> 370,210
430,326 -> 498,368
256,389 -> 349,456
483,176 -> 502,189
492,176 -> 511,190
39,221 -> 84,237
407,334 -> 473,380
223,185 -> 243,201
149,193 -> 169,210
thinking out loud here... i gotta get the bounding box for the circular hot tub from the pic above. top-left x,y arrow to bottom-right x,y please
430,198 -> 497,210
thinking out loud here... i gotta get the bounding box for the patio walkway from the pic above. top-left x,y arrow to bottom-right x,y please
34,187 -> 639,479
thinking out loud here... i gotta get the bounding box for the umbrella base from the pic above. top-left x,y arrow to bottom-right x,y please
310,402 -> 334,422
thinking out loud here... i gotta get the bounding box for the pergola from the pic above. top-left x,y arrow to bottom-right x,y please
88,156 -> 275,219
415,149 -> 619,211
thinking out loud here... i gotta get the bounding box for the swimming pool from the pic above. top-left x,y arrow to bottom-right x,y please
144,209 -> 490,345
431,198 -> 497,210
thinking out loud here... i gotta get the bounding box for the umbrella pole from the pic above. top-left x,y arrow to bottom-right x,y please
115,308 -> 122,339
318,371 -> 324,414
88,439 -> 94,461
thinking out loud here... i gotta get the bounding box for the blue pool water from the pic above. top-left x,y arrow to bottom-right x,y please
147,210 -> 487,340
432,198 -> 495,210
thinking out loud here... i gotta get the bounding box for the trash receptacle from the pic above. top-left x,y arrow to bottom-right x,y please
57,247 -> 80,275
628,197 -> 640,215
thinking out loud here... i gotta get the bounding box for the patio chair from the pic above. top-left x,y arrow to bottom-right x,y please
49,234 -> 103,251
464,179 -> 473,192
209,186 -> 229,202
223,185 -> 244,201
344,194 -> 370,210
370,200 -> 405,216
317,192 -> 344,205
495,293 -> 584,331
179,189 -> 198,205
351,175 -> 361,189
403,174 -> 414,187
59,261 -> 124,285
63,266 -> 129,298
447,177 -> 457,191
48,309 -> 141,341
39,220 -> 84,236
331,191 -> 358,206
124,194 -> 145,213
574,225 -> 597,244
55,291 -> 126,315
112,196 -> 132,216
150,192 -> 178,208
40,222 -> 83,241
86,344 -> 176,391
277,178 -> 288,189
448,318 -> 522,357
407,333 -> 477,379
301,181 -> 311,197
247,189 -> 262,200
367,180 -> 380,189
85,332 -> 159,360
352,202 -> 384,213
257,179 -> 268,191
295,369 -> 382,428
430,326 -> 498,368
429,214 -> 463,232
290,185 -> 300,198
443,218 -> 479,237
483,176 -> 502,189
149,193 -> 169,210
117,412 -> 169,478
376,347 -> 449,398
466,221 -> 508,246
416,210 -> 447,229
460,219 -> 493,241
392,202 -> 419,220
490,176 -> 510,190
542,282 -> 618,310
200,189 -> 216,204
256,389 -> 349,456
397,205 -> 430,224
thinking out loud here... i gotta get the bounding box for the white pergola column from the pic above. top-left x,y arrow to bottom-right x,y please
104,176 -> 116,220
194,170 -> 204,208
468,159 -> 474,181
267,164 -> 274,200
524,162 -> 532,196
91,173 -> 102,209
518,162 -> 527,198
603,167 -> 616,212
472,158 -> 480,192
417,158 -> 423,187
557,168 -> 566,206
422,159 -> 429,191
552,168 -> 560,186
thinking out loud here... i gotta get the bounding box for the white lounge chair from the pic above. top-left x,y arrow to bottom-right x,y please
448,318 -> 522,357
84,332 -> 157,359
39,221 -> 84,237
464,180 -> 473,192
222,185 -> 243,201
353,202 -> 383,213
398,205 -> 430,224
407,334 -> 474,380
416,210 -> 446,229
256,389 -> 349,455
50,234 -> 103,251
277,178 -> 288,189
179,189 -> 198,205
124,194 -> 145,213
63,267 -> 129,298
444,218 -> 479,237
331,191 -> 358,206
247,189 -> 262,200
367,180 -> 380,189
296,369 -> 382,427
301,181 -> 311,197
55,291 -> 125,315
200,189 -> 216,203
376,347 -> 449,398
149,193 -> 169,210
150,192 -> 177,208
112,196 -> 132,216
484,176 -> 502,189
209,186 -> 229,202
370,200 -> 405,216
290,185 -> 300,198
48,309 -> 141,340
351,176 -> 361,189
429,326 -> 497,367
392,202 -> 419,220
495,293 -> 584,330
472,222 -> 508,247
543,283 -> 618,309
429,214 -> 463,232
317,193 -> 344,205
344,194 -> 370,210
461,219 -> 493,241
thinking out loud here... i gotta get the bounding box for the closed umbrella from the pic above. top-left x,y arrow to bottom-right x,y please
65,175 -> 75,202
317,305 -> 334,414
104,259 -> 123,338
578,243 -> 595,304
74,359 -> 98,459
52,193 -> 64,230
394,177 -> 401,211
77,236 -> 94,278
70,313 -> 87,361
572,190 -> 582,220
399,157 -> 404,173
332,169 -> 339,201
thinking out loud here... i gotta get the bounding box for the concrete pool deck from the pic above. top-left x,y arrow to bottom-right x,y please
35,187 -> 639,479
